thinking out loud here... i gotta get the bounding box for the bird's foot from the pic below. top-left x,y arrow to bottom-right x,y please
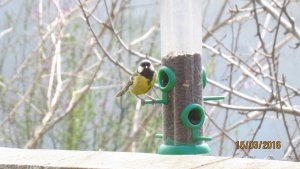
145,94 -> 157,105
137,95 -> 158,105
140,98 -> 146,105
150,98 -> 156,105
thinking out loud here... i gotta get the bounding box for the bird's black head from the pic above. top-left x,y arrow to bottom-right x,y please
137,60 -> 155,80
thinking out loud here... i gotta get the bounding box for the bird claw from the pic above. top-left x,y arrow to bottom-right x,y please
139,96 -> 157,106
140,99 -> 146,105
150,98 -> 156,105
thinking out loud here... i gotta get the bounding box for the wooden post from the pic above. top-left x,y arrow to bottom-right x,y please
2,148 -> 300,169
158,0 -> 208,154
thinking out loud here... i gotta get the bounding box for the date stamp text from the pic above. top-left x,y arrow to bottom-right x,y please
236,141 -> 281,149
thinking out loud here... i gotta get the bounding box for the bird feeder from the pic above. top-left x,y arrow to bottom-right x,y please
144,0 -> 224,154
145,63 -> 223,154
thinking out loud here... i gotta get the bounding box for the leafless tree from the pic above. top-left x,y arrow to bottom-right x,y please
0,0 -> 299,161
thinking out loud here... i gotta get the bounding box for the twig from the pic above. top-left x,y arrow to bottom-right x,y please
269,0 -> 298,161
257,0 -> 300,40
78,0 -> 133,75
121,105 -> 160,151
205,111 -> 251,157
205,101 -> 300,116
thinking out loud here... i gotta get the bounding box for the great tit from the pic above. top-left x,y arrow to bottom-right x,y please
115,59 -> 157,102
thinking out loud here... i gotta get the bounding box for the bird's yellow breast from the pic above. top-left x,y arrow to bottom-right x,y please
129,73 -> 156,95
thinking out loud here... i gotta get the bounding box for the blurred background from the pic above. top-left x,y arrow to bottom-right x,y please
0,0 -> 300,161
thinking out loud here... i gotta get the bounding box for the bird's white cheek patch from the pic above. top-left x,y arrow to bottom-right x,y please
150,65 -> 154,71
138,66 -> 143,73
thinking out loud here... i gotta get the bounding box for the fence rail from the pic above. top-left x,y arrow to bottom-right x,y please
0,147 -> 299,169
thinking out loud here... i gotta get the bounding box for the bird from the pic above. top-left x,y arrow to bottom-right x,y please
115,59 -> 157,103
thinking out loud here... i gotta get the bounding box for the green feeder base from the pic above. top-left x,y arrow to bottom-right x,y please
157,143 -> 210,155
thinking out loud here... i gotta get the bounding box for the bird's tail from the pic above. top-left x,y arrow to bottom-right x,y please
115,88 -> 128,97
116,78 -> 133,97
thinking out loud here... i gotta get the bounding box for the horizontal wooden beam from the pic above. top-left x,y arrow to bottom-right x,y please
0,147 -> 299,169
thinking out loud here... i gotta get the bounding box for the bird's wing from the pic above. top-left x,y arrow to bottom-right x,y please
115,73 -> 137,97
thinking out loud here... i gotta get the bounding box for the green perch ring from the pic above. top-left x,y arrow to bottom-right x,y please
158,66 -> 176,92
143,66 -> 176,105
181,104 -> 205,129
